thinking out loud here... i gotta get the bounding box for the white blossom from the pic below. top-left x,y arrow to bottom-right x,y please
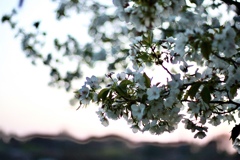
188,102 -> 199,114
117,72 -> 126,80
112,0 -> 128,10
174,33 -> 188,57
164,96 -> 175,108
209,116 -> 222,126
86,75 -> 100,89
223,114 -> 235,124
131,103 -> 145,120
147,85 -> 161,100
133,72 -> 146,89
131,125 -> 139,133
101,117 -> 109,127
79,85 -> 89,100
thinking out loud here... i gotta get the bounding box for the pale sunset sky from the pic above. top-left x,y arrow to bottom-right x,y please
0,0 -> 236,152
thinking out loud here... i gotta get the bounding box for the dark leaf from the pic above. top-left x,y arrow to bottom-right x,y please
230,85 -> 238,98
188,82 -> 201,99
200,41 -> 212,60
200,85 -> 211,104
33,21 -> 40,28
97,88 -> 110,102
43,53 -> 52,65
230,124 -> 240,143
141,94 -> 148,103
115,85 -> 127,98
1,15 -> 10,23
119,79 -> 132,91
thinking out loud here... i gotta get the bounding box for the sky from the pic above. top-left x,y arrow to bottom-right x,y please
0,0 -> 236,153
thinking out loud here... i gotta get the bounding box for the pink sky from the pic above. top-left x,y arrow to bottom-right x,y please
0,0 -> 236,153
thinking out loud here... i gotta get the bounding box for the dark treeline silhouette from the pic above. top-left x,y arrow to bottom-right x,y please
0,132 -> 240,160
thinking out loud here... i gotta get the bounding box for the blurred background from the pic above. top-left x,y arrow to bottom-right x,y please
0,0 -> 239,159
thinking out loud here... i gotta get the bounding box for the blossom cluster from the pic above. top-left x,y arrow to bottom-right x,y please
76,0 -> 240,153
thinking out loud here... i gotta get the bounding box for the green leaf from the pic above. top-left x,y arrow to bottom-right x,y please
115,85 -> 127,98
141,94 -> 148,103
114,80 -> 133,98
162,28 -> 174,37
200,41 -> 212,60
147,30 -> 153,45
143,72 -> 151,88
200,85 -> 211,104
139,53 -> 150,63
119,79 -> 133,90
98,88 -> 110,102
188,83 -> 201,99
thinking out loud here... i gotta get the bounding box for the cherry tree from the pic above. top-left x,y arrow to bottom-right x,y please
2,0 -> 240,152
